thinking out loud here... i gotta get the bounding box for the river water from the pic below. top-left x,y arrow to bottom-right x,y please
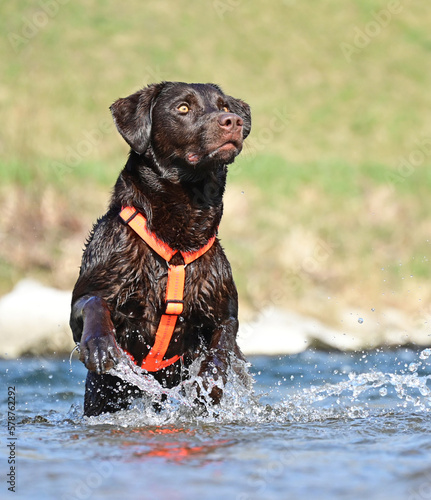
2,347 -> 431,500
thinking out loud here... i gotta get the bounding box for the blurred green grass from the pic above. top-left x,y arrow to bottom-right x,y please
1,0 -> 430,324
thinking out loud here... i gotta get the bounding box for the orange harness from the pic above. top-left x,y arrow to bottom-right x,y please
119,206 -> 216,372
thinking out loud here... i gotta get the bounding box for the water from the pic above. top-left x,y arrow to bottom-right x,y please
2,348 -> 431,500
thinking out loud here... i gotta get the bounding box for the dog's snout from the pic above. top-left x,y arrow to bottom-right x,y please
217,112 -> 243,132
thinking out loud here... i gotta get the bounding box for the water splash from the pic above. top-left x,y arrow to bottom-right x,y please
280,363 -> 431,422
420,348 -> 431,360
63,348 -> 431,427
81,350 -> 256,426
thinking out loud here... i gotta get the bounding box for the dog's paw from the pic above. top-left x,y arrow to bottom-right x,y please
192,382 -> 223,408
196,358 -> 225,405
79,332 -> 120,374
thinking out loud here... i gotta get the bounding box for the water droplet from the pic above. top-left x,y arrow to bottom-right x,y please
408,362 -> 419,372
371,308 -> 375,312
420,348 -> 431,360
358,318 -> 364,324
379,388 -> 387,397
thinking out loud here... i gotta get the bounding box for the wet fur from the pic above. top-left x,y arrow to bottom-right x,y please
70,82 -> 251,416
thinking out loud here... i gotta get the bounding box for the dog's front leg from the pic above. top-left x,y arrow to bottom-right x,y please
70,295 -> 120,374
197,316 -> 240,404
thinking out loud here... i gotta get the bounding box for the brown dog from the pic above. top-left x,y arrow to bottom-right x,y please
70,82 -> 251,416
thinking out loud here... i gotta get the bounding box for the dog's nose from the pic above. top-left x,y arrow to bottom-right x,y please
218,113 -> 243,131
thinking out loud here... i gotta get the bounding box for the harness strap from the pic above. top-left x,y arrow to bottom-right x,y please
165,264 -> 185,315
119,206 -> 176,262
119,206 -> 216,372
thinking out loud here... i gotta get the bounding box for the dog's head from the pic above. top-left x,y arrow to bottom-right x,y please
110,82 -> 251,170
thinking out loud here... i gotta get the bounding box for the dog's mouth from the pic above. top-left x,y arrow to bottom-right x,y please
186,140 -> 242,166
211,141 -> 239,154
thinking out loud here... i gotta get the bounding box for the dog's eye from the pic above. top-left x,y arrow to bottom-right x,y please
177,104 -> 190,114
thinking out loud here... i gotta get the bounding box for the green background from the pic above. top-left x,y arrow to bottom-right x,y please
1,0 -> 430,328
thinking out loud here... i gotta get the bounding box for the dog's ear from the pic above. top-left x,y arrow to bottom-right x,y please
225,96 -> 252,140
110,83 -> 165,154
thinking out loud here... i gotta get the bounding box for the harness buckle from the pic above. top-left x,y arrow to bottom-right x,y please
121,208 -> 139,225
165,299 -> 184,315
166,261 -> 187,269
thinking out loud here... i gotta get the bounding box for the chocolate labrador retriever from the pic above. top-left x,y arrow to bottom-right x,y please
70,82 -> 251,416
